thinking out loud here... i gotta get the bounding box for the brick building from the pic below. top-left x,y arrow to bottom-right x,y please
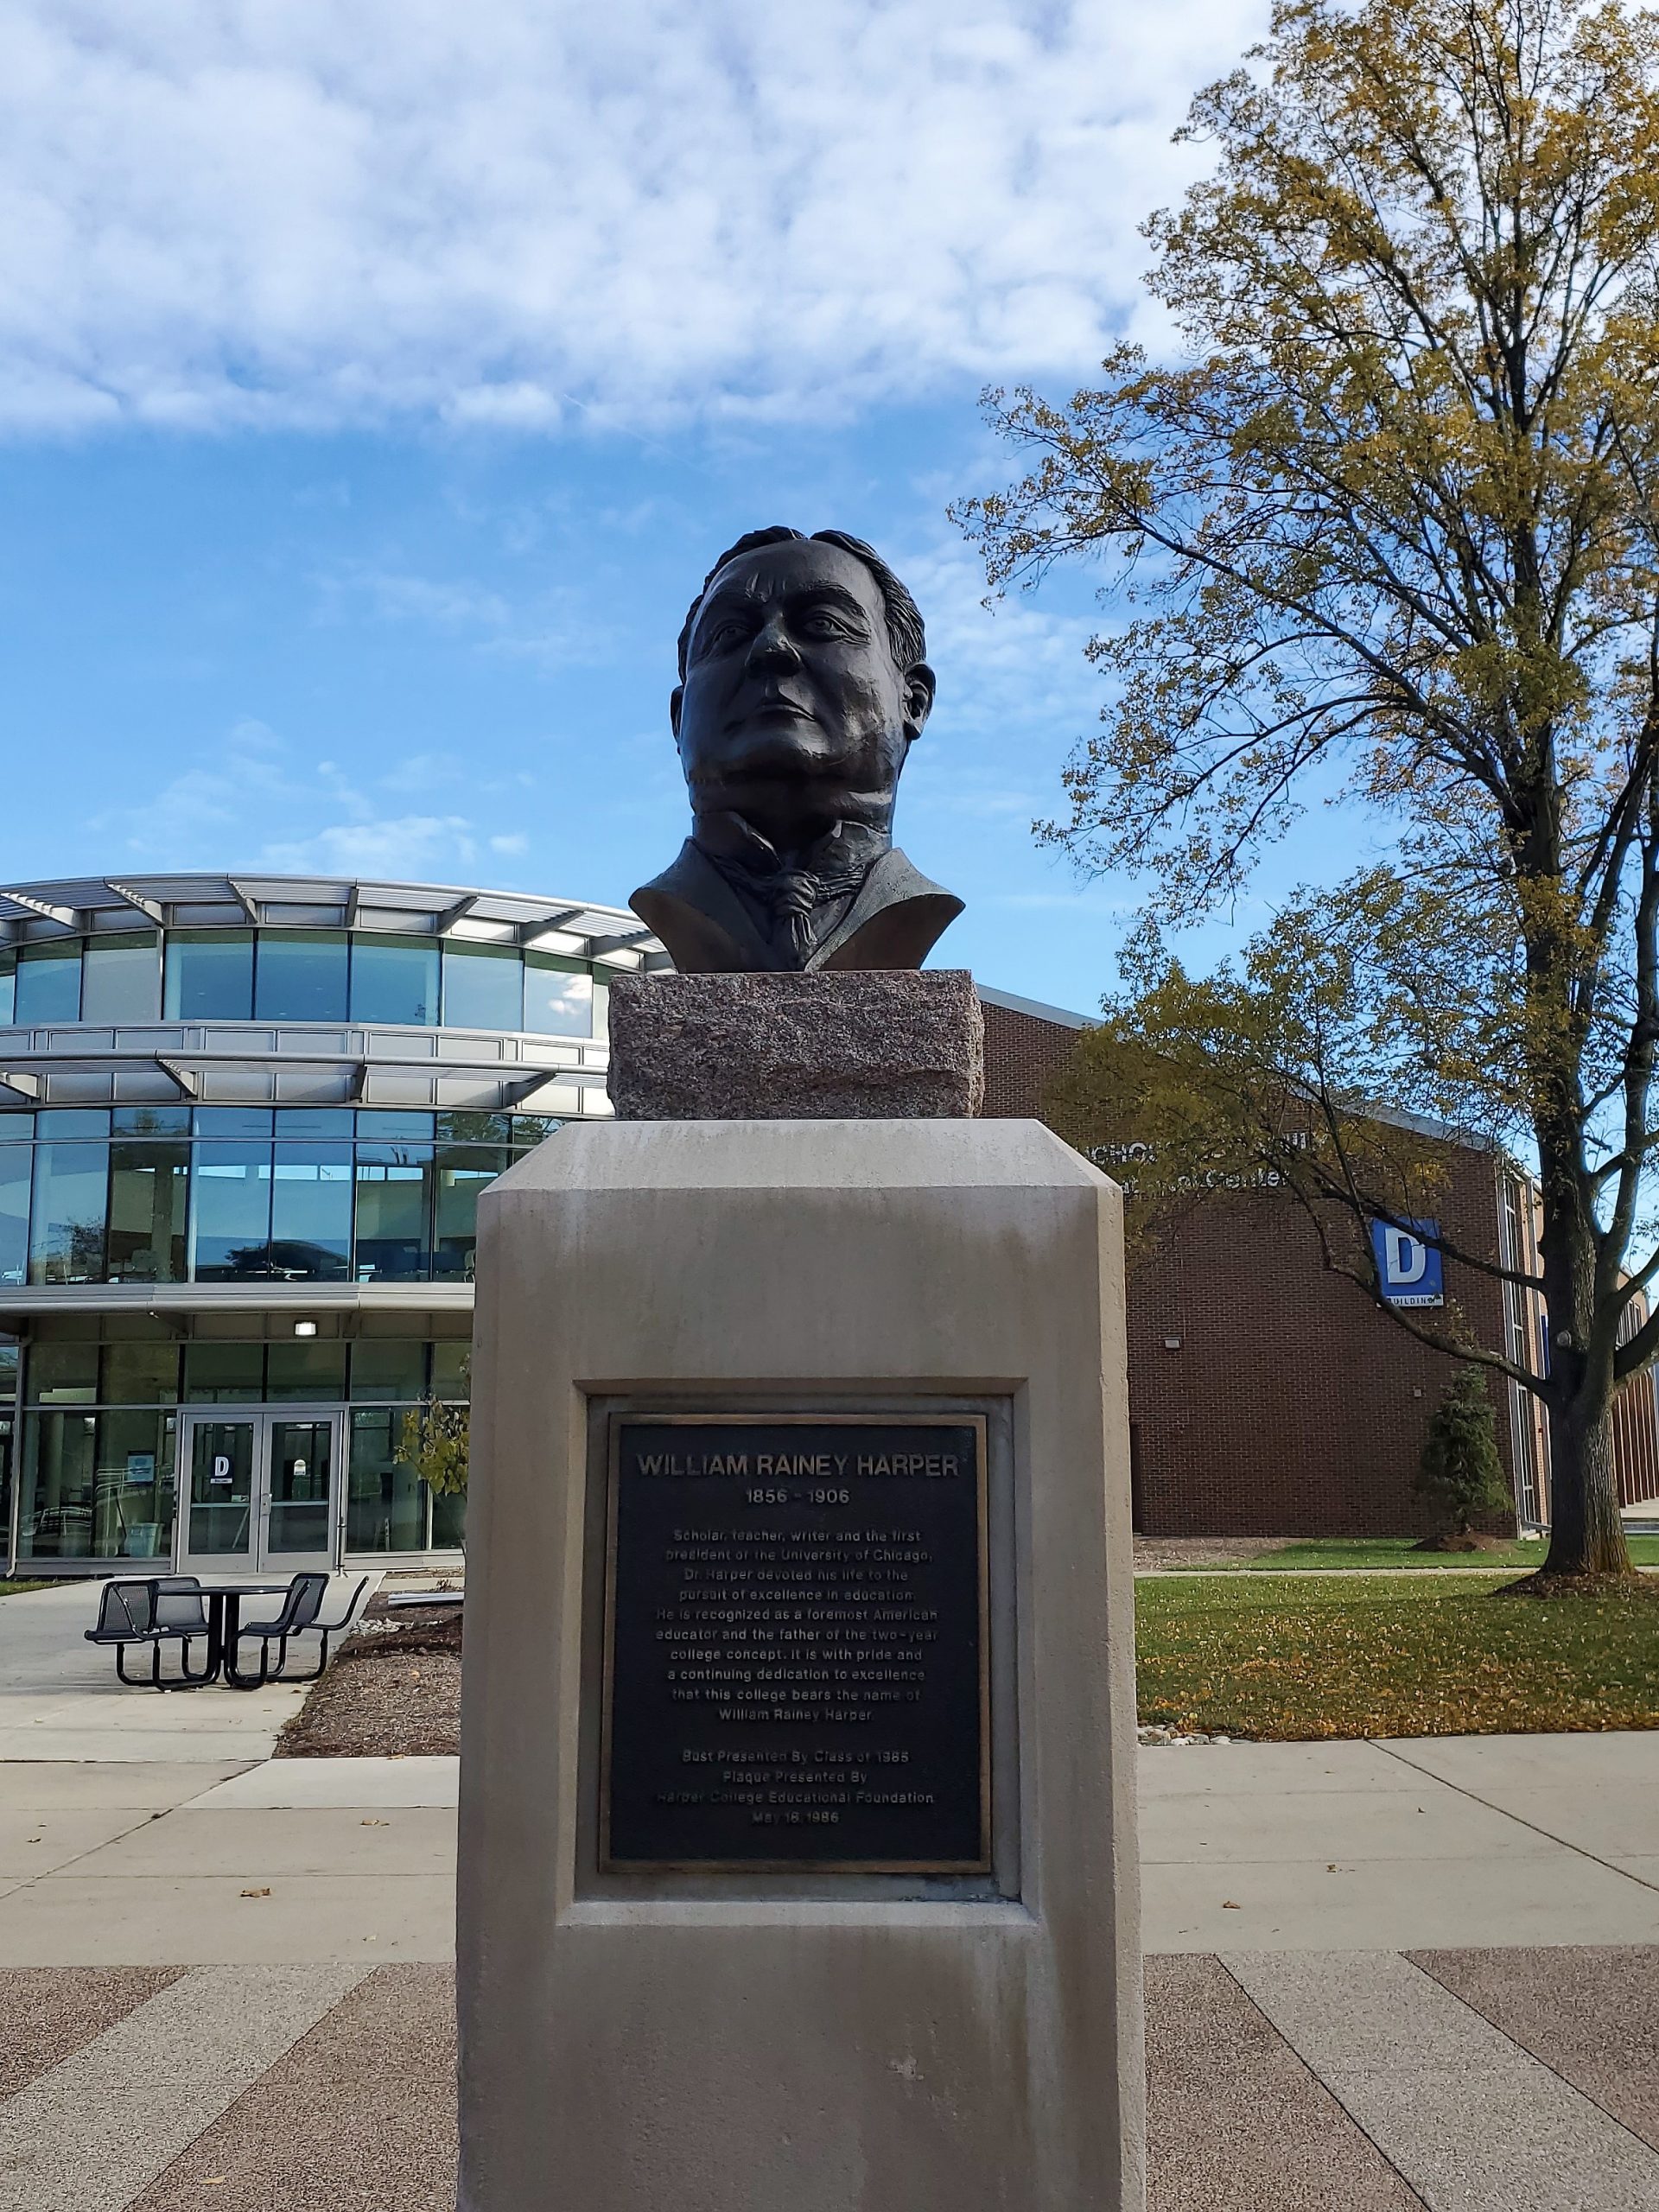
976,984 -> 1659,1538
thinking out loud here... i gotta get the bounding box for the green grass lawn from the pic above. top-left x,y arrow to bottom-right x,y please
0,1582 -> 52,1597
1136,1572 -> 1659,1738
1245,1535 -> 1659,1572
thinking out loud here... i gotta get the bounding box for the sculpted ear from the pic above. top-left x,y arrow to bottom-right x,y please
670,684 -> 683,740
903,663 -> 936,743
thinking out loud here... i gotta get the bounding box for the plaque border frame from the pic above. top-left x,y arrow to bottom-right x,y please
599,1409 -> 992,1876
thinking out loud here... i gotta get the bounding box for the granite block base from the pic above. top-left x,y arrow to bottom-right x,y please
606,968 -> 984,1119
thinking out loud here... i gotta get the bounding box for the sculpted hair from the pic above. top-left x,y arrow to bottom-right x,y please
676,527 -> 927,681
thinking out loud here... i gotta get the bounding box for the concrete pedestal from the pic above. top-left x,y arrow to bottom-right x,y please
458,1119 -> 1143,2212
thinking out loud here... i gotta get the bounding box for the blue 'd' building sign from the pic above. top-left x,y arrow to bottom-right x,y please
1370,1217 -> 1445,1306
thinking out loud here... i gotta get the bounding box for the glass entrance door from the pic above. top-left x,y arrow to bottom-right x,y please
184,1417 -> 257,1567
266,1419 -> 334,1564
179,1409 -> 343,1573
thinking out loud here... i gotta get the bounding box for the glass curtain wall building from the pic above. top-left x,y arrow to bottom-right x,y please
0,874 -> 662,1576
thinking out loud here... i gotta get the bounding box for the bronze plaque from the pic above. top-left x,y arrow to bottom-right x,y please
601,1412 -> 989,1872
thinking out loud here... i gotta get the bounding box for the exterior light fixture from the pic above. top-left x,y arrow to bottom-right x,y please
294,1320 -> 318,1338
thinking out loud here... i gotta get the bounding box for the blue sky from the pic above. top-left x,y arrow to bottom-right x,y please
0,0 -> 1376,1016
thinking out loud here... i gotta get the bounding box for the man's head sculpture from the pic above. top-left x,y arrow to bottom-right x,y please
630,528 -> 963,973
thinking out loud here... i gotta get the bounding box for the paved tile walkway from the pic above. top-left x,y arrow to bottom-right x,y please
3,1949 -> 1657,2209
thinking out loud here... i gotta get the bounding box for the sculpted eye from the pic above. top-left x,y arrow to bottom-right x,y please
698,618 -> 750,653
802,610 -> 856,638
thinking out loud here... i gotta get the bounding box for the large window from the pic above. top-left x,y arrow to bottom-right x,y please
14,1333 -> 472,1560
255,931 -> 349,1022
107,1139 -> 188,1285
17,1408 -> 176,1561
29,1127 -> 109,1283
2,925 -> 611,1033
434,1142 -> 505,1279
524,951 -> 594,1036
0,1107 -> 561,1288
15,942 -> 82,1023
351,934 -> 440,1026
347,1407 -> 431,1551
190,1141 -> 273,1280
0,1134 -> 28,1286
165,931 -> 254,1020
442,941 -> 524,1030
80,934 -> 161,1024
353,1141 -> 432,1279
270,1140 -> 353,1280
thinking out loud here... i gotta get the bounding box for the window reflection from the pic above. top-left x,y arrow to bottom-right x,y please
16,943 -> 81,1024
1,924 -> 617,1038
255,931 -> 349,1022
434,1143 -> 505,1279
107,1141 -> 188,1284
164,932 -> 254,1020
189,1141 -> 274,1280
16,1406 -> 179,1562
99,1343 -> 181,1405
349,1340 -> 428,1402
442,942 -> 524,1030
270,1141 -> 353,1280
19,1411 -> 99,1559
524,951 -> 594,1036
29,1140 -> 109,1283
0,1108 -> 571,1288
12,1335 -> 474,1561
80,934 -> 161,1025
347,1407 -> 430,1551
183,1343 -> 264,1402
0,1138 -> 28,1286
351,935 -> 439,1026
265,1341 -> 348,1402
353,1142 -> 432,1279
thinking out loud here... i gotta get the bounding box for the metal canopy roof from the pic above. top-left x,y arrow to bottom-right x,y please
0,871 -> 665,962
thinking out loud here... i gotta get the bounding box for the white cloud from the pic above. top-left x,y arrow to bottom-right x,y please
315,561 -> 613,668
3,2 -> 1268,435
88,719 -> 531,881
262,814 -> 482,877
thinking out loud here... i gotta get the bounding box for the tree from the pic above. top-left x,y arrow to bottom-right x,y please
1415,1364 -> 1515,1540
397,1394 -> 469,1540
957,0 -> 1659,1579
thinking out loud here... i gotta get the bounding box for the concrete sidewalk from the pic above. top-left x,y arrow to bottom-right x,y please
0,1582 -> 308,1764
4,1732 -> 1656,1966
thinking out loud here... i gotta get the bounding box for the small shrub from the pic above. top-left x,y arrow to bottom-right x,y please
1415,1367 -> 1511,1539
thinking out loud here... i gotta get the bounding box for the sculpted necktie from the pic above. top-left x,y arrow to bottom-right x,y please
757,862 -> 867,963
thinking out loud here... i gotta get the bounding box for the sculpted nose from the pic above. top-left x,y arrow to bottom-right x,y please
747,614 -> 800,671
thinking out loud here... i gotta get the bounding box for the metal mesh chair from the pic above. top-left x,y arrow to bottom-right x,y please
228,1573 -> 372,1688
84,1575 -> 214,1690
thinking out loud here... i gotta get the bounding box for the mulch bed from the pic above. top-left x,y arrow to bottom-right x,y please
1134,1535 -> 1279,1572
275,1600 -> 463,1758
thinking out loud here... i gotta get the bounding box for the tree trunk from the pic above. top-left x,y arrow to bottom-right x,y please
1542,1401 -> 1632,1578
1534,1108 -> 1636,1580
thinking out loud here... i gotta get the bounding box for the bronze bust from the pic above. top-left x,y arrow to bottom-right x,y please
630,528 -> 963,971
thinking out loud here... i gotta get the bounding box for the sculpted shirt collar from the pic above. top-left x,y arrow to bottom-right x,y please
691,810 -> 888,881
691,810 -> 888,964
